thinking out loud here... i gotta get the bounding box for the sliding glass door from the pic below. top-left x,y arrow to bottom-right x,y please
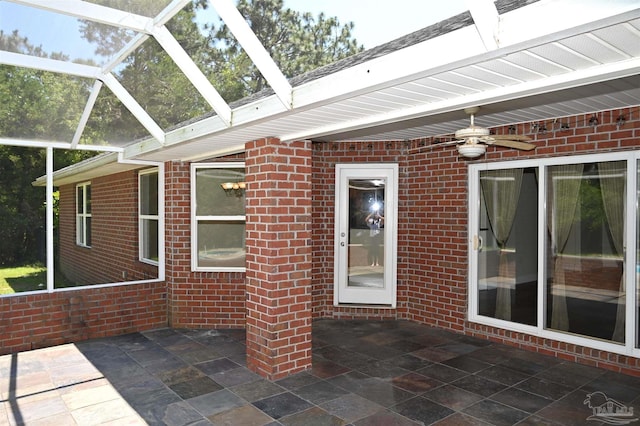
469,153 -> 636,354
477,167 -> 538,326
546,161 -> 625,343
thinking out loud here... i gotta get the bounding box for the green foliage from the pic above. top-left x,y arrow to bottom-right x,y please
0,264 -> 76,294
208,0 -> 364,99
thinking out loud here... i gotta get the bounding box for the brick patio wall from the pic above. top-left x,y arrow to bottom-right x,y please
0,283 -> 166,354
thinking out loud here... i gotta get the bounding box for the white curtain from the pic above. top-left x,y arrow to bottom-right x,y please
549,164 -> 584,331
481,169 -> 523,321
598,161 -> 626,343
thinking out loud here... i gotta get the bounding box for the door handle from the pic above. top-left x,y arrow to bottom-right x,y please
473,235 -> 483,251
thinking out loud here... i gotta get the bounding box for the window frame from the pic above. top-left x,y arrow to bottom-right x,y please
139,168 -> 159,265
190,162 -> 246,272
468,151 -> 639,357
75,181 -> 91,248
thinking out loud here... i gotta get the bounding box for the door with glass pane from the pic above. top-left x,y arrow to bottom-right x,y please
334,164 -> 397,306
546,161 -> 626,342
476,167 -> 538,326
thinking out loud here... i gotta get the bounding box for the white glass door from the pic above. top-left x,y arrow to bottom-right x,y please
334,164 -> 398,306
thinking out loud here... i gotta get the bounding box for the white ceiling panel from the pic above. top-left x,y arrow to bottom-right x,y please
503,51 -> 570,76
592,21 -> 640,56
528,42 -> 599,70
561,33 -> 632,63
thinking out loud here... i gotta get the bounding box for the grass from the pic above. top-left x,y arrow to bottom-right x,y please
0,264 -> 76,294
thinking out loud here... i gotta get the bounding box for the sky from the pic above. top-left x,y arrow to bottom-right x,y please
0,0 -> 468,61
283,0 -> 467,49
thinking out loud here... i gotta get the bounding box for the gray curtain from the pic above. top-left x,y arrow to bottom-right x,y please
481,169 -> 524,321
548,164 -> 584,331
598,161 -> 626,343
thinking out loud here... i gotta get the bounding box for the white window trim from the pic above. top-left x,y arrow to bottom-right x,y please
139,168 -> 159,266
468,150 -> 640,358
190,162 -> 246,272
76,181 -> 91,248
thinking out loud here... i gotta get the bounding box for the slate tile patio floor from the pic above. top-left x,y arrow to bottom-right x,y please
2,319 -> 640,425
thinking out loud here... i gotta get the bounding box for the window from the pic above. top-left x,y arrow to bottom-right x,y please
469,152 -> 639,356
139,169 -> 159,264
191,163 -> 246,271
76,182 -> 91,247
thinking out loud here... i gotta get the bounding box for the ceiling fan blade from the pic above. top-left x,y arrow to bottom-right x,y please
491,134 -> 532,142
409,139 -> 460,153
490,139 -> 536,150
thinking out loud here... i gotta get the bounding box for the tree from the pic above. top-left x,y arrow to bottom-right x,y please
208,0 -> 364,98
0,32 -> 95,265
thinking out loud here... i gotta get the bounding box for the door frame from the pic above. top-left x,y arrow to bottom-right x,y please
333,163 -> 398,307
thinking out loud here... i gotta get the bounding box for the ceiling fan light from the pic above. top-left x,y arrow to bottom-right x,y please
458,143 -> 486,158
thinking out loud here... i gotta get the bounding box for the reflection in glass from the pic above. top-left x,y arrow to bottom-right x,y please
197,221 -> 245,269
477,168 -> 537,325
546,162 -> 625,343
195,168 -> 245,216
140,170 -> 159,262
194,166 -> 245,269
347,179 -> 385,288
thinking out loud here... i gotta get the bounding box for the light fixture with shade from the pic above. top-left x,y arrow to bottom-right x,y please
221,181 -> 246,196
457,139 -> 487,158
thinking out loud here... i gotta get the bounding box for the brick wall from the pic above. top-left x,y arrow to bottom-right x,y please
164,155 -> 247,329
245,138 -> 313,380
0,283 -> 166,354
311,106 -> 640,375
59,170 -> 158,285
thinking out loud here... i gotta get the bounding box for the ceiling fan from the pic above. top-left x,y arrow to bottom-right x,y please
427,107 -> 536,158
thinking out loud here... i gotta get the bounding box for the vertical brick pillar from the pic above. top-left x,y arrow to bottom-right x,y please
163,160 -> 191,327
245,137 -> 313,380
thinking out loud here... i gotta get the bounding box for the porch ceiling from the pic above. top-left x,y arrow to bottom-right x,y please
3,1 -> 640,164
128,1 -> 640,162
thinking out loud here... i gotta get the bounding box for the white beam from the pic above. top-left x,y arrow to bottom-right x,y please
101,0 -> 189,74
152,25 -> 232,126
466,0 -> 499,50
153,0 -> 192,26
71,80 -> 103,148
11,0 -> 152,33
100,73 -> 165,143
209,0 -> 292,109
102,33 -> 150,74
0,51 -> 101,78
46,146 -> 54,291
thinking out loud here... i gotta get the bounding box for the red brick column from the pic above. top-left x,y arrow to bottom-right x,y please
245,137 -> 313,380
